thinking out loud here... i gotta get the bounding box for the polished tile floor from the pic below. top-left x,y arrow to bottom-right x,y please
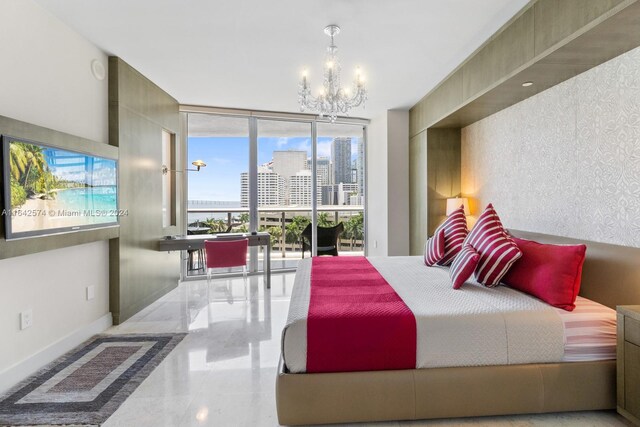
103,273 -> 632,427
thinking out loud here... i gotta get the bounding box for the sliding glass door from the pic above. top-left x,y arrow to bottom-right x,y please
185,112 -> 366,278
317,123 -> 365,255
185,114 -> 249,277
255,119 -> 314,270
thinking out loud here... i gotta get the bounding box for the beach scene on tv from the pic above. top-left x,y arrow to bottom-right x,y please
7,140 -> 118,235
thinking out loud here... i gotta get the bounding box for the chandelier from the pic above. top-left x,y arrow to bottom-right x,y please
298,25 -> 367,122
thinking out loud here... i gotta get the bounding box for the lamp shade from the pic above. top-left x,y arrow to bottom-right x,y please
446,197 -> 470,216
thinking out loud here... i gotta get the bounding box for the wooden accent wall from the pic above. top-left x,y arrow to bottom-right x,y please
408,132 -> 427,255
408,129 -> 460,255
109,57 -> 183,324
410,0 -> 635,133
408,0 -> 640,254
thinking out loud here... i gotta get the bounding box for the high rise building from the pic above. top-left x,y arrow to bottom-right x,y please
316,157 -> 331,186
321,183 -> 358,205
289,170 -> 321,206
272,150 -> 308,204
331,137 -> 352,184
240,166 -> 285,207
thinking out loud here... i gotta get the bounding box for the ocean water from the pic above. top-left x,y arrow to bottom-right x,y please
55,186 -> 118,223
187,200 -> 242,223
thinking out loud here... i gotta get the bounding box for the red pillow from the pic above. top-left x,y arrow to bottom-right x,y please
437,205 -> 468,266
449,245 -> 480,289
464,203 -> 521,287
502,237 -> 586,311
424,228 -> 445,266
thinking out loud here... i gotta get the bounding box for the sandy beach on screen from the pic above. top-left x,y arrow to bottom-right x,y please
8,194 -> 108,233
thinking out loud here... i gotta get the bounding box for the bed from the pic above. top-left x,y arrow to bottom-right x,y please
275,230 -> 640,425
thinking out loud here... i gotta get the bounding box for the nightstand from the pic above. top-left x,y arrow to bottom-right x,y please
618,305 -> 640,426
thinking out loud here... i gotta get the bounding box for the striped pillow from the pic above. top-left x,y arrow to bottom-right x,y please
424,228 -> 445,266
450,245 -> 480,289
464,203 -> 521,287
433,205 -> 468,266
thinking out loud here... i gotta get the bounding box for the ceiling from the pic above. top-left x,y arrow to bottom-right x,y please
34,0 -> 530,119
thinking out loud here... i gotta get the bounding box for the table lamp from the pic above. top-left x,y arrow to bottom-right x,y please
446,197 -> 470,216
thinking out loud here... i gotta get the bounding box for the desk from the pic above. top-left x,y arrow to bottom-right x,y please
158,232 -> 271,289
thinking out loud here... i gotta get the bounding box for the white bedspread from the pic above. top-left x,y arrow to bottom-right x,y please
282,256 -> 566,373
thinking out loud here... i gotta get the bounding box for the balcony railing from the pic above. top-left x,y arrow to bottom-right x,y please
186,205 -> 364,262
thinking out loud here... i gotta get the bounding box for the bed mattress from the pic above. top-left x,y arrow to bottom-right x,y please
282,256 -> 616,373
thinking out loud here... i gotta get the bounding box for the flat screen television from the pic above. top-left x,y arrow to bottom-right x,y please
1,135 -> 118,240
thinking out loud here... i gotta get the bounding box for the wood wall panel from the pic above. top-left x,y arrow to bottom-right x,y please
409,131 -> 427,255
461,8 -> 535,102
409,100 -> 425,138
409,0 -> 640,132
408,129 -> 461,254
533,0 -> 629,56
109,57 -> 182,324
413,69 -> 464,136
429,70 -> 463,132
426,129 -> 461,236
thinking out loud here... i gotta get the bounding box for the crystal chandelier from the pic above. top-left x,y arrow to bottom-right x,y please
298,25 -> 367,122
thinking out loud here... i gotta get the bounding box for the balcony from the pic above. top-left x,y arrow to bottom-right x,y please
186,205 -> 364,276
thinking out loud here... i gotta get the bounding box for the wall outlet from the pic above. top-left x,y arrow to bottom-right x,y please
374,240 -> 378,248
86,285 -> 95,301
20,309 -> 33,330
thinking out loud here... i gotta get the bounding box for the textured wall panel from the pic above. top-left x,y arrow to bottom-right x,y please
462,46 -> 640,247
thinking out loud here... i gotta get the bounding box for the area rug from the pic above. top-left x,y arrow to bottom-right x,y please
0,333 -> 186,426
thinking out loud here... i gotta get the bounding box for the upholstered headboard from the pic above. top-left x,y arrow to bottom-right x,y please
509,230 -> 640,310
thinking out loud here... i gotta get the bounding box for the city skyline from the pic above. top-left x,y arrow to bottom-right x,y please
188,136 -> 361,202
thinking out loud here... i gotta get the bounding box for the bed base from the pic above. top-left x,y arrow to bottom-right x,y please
276,358 -> 615,425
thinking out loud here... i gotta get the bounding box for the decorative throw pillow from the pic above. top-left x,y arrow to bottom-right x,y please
424,228 -> 445,266
464,203 -> 521,287
428,205 -> 468,266
502,237 -> 586,311
449,245 -> 480,289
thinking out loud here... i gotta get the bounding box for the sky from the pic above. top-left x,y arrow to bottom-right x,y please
43,147 -> 116,184
188,136 -> 360,202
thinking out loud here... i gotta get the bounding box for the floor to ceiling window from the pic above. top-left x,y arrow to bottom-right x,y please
184,110 -> 366,277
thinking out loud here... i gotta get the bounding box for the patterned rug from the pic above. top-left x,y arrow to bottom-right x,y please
0,333 -> 186,426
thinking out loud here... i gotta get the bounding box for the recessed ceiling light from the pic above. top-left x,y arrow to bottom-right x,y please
522,81 -> 533,87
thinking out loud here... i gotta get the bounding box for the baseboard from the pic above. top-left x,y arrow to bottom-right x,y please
0,313 -> 113,394
116,281 -> 178,324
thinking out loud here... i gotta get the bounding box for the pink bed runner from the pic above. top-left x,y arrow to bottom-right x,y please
307,256 -> 417,373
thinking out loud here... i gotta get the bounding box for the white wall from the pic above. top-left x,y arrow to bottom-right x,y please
366,110 -> 409,256
462,46 -> 640,248
0,0 -> 110,390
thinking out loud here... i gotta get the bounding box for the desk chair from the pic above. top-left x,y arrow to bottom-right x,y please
301,222 -> 344,258
205,239 -> 249,301
186,229 -> 206,272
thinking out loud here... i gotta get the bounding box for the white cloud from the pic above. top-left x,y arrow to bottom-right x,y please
317,141 -> 331,158
295,139 -> 311,154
